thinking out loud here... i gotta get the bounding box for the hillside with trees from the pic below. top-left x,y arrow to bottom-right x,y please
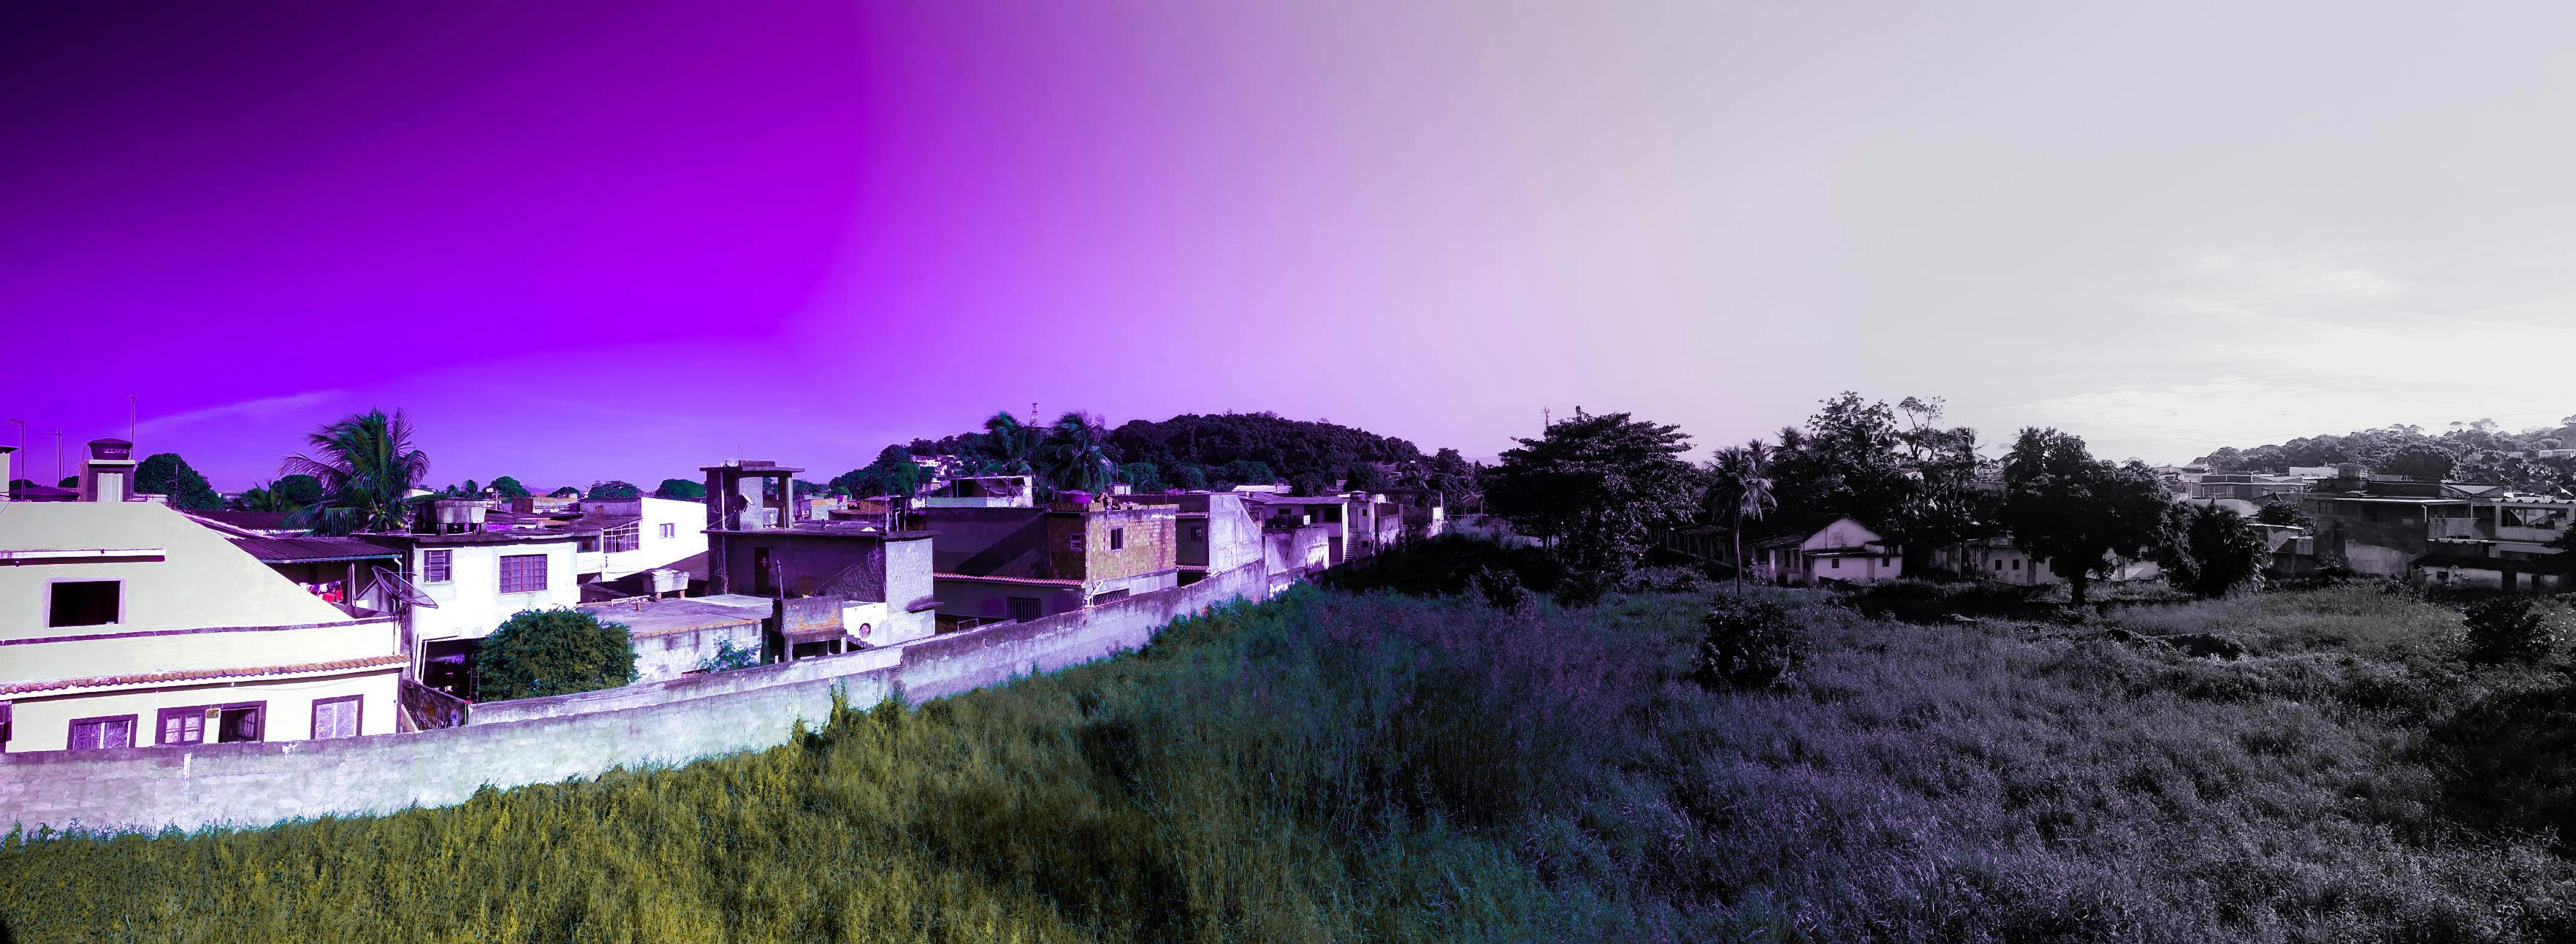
844,410 -> 1466,500
2196,416 -> 2576,495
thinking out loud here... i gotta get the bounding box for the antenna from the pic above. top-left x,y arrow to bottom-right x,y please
46,429 -> 64,484
1030,401 -> 1040,426
1542,407 -> 1550,431
127,395 -> 137,444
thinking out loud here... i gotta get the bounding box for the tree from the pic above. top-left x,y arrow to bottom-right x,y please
2464,597 -> 2555,663
653,479 -> 706,500
1170,464 -> 1210,491
2382,442 -> 2457,481
2154,503 -> 2267,598
475,609 -> 638,700
587,480 -> 641,500
1706,441 -> 1777,595
1116,462 -> 1165,492
281,408 -> 432,535
1342,462 -> 1392,492
134,452 -> 222,511
2253,495 -> 2312,528
1418,447 -> 1479,512
1998,427 -> 2170,606
548,486 -> 582,498
830,446 -> 929,499
1038,411 -> 1116,495
234,473 -> 325,514
975,410 -> 1040,477
1766,392 -> 1991,567
1485,411 -> 1699,597
489,476 -> 532,499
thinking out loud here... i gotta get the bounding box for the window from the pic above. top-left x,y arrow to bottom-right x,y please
1067,532 -> 1086,552
603,524 -> 641,554
311,696 -> 362,739
69,715 -> 134,751
659,522 -> 677,539
498,554 -> 548,594
2011,559 -> 2021,571
1108,528 -> 1125,551
1994,560 -> 2004,571
1007,596 -> 1042,623
577,536 -> 601,553
1188,525 -> 1205,541
158,706 -> 210,745
423,549 -> 453,583
47,580 -> 120,628
216,704 -> 264,742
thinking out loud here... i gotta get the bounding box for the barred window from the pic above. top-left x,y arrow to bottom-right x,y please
423,549 -> 453,584
498,554 -> 547,594
603,524 -> 641,554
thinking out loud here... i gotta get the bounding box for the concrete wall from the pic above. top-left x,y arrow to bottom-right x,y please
0,559 -> 1285,834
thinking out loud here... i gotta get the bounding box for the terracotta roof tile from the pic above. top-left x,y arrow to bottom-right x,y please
0,654 -> 408,697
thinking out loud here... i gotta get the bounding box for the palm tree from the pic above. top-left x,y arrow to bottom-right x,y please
1038,411 -> 1116,495
1708,440 -> 1777,595
976,410 -> 1039,477
281,408 -> 431,535
234,481 -> 292,513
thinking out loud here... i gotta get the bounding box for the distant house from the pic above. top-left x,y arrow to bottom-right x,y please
910,492 -> 1179,625
1747,517 -> 1903,586
369,498 -> 584,699
1,440 -> 405,753
1928,535 -> 2161,587
570,495 -> 708,588
921,475 -> 1034,509
702,460 -> 938,655
1110,492 -> 1260,585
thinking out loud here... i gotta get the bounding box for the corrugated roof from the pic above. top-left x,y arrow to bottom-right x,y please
229,536 -> 403,563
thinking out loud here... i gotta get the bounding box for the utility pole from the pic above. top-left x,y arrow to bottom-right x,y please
127,395 -> 137,444
6,419 -> 20,486
46,430 -> 64,484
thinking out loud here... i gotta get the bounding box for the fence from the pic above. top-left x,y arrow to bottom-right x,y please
0,560 -> 1281,835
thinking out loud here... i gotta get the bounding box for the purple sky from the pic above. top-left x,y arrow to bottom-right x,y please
9,2 -> 2576,490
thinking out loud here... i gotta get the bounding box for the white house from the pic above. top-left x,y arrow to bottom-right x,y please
370,499 -> 582,699
573,495 -> 707,582
1,441 -> 405,753
1929,535 -> 2163,586
1748,517 -> 1904,586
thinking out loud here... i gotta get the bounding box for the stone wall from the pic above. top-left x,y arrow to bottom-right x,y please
0,560 -> 1279,834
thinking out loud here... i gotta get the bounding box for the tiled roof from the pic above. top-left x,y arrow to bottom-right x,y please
0,654 -> 409,697
229,536 -> 403,563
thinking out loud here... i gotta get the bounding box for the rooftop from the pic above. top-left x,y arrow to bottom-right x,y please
578,594 -> 772,639
229,536 -> 403,564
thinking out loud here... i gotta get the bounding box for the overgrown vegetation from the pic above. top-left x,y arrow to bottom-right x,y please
476,609 -> 639,701
12,579 -> 2576,940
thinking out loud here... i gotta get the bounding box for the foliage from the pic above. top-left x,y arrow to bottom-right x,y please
1341,462 -> 1392,492
1113,461 -> 1164,492
585,480 -> 641,500
1409,446 -> 1479,511
2254,495 -> 2312,528
831,445 -> 930,499
1999,427 -> 2170,606
280,408 -> 432,535
2198,417 -> 2576,496
1314,533 -> 1563,598
652,478 -> 706,500
133,452 -> 221,510
2154,503 -> 2268,598
1691,595 -> 1804,689
474,609 -> 638,701
232,473 -> 323,514
489,476 -> 531,498
2465,596 -> 2557,663
1484,409 -> 1699,594
15,588 -> 2576,940
1704,440 -> 1776,595
1105,411 -> 1424,495
2382,441 -> 2459,481
695,636 -> 760,674
1036,411 -> 1115,495
547,486 -> 582,498
972,410 -> 1039,478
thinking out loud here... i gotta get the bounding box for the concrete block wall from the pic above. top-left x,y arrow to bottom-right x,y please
0,560 -> 1280,834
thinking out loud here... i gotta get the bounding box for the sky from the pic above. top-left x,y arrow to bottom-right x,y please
7,1 -> 2576,490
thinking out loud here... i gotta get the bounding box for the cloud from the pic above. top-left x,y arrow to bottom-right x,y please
135,390 -> 343,435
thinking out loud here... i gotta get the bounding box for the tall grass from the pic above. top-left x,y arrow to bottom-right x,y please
6,582 -> 2575,941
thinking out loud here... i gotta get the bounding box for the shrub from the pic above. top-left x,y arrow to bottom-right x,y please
1468,565 -> 1533,613
696,636 -> 760,674
2464,596 -> 2556,663
476,608 -> 638,700
1692,596 -> 1805,689
1315,533 -> 1561,598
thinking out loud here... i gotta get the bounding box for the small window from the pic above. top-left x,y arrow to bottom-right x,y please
1830,558 -> 1841,569
311,696 -> 362,739
69,715 -> 135,751
498,554 -> 548,594
158,706 -> 210,745
2012,559 -> 2021,571
48,580 -> 120,628
1067,533 -> 1086,552
1109,528 -> 1125,551
658,522 -> 677,539
423,549 -> 453,584
1007,596 -> 1042,623
216,704 -> 264,742
1188,525 -> 1205,541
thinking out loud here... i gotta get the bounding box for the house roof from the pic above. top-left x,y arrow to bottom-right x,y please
191,510 -> 296,532
577,594 -> 771,639
229,536 -> 403,564
0,654 -> 408,697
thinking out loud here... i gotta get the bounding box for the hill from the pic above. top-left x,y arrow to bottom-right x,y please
2196,416 -> 2576,495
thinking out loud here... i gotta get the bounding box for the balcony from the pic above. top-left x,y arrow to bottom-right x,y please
2426,518 -> 2486,539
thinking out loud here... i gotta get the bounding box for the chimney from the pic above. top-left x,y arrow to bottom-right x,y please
80,438 -> 136,503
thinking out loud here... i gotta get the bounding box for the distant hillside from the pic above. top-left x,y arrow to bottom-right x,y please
2194,416 -> 2576,494
912,411 -> 1471,497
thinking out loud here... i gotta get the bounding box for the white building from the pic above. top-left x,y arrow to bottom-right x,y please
1748,517 -> 1905,586
371,499 -> 583,699
573,495 -> 707,582
1,440 -> 405,753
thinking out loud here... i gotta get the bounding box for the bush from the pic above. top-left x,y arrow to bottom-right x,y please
476,609 -> 638,701
2464,597 -> 2556,663
1692,596 -> 1805,690
1468,565 -> 1534,613
1314,533 -> 1561,598
696,636 -> 760,674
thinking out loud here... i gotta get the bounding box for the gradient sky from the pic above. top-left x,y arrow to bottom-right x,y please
7,1 -> 2576,490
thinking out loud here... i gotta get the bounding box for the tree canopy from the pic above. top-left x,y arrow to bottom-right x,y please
489,476 -> 532,498
475,609 -> 638,701
134,452 -> 222,511
828,445 -> 930,499
2155,503 -> 2267,598
2196,416 -> 2576,495
587,481 -> 642,500
653,479 -> 707,500
1485,410 -> 1699,597
281,408 -> 432,535
1999,428 -> 2170,605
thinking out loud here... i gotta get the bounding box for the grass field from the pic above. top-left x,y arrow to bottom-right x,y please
7,576 -> 2575,942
